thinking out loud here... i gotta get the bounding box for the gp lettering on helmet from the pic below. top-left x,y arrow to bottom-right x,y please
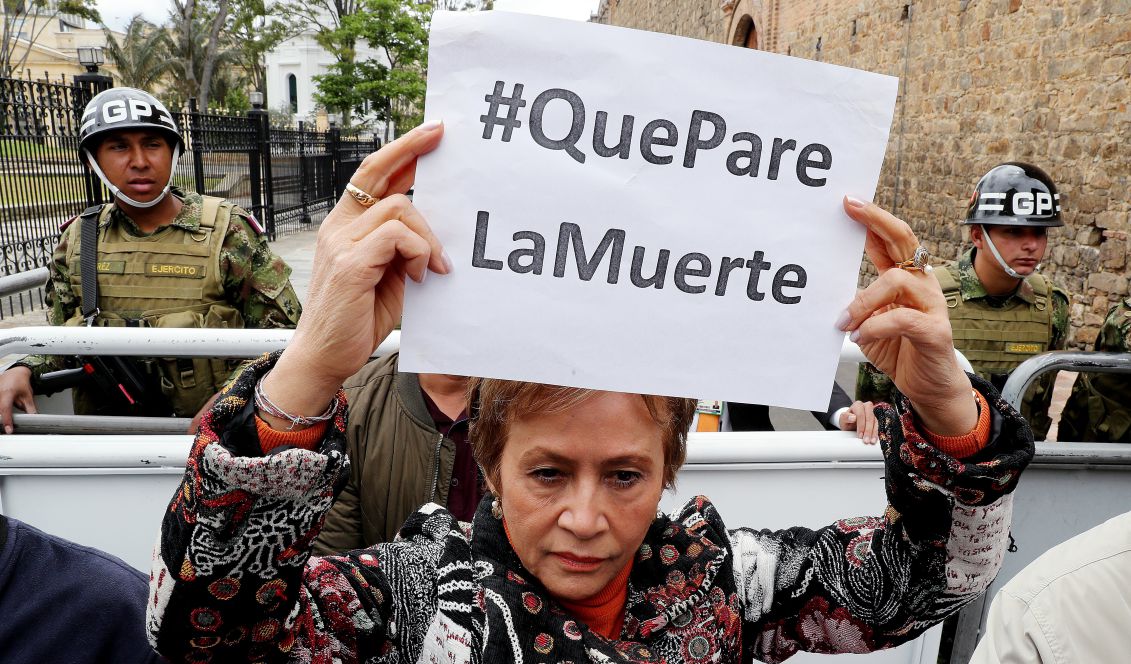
80,98 -> 177,134
962,162 -> 1063,228
976,191 -> 1061,217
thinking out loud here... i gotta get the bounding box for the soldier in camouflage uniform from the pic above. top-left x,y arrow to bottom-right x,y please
857,163 -> 1069,440
1058,300 -> 1131,442
0,88 -> 300,429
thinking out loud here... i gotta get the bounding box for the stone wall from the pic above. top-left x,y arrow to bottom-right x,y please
594,0 -> 1131,346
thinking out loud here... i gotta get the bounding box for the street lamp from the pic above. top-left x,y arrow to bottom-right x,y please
76,46 -> 105,73
74,45 -> 112,101
249,90 -> 264,109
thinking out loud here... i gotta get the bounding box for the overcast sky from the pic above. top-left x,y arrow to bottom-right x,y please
95,0 -> 601,31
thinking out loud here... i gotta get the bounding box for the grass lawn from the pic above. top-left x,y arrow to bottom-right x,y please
0,138 -> 72,160
0,173 -> 223,207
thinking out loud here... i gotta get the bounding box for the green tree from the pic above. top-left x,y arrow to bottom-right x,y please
228,0 -> 297,107
0,0 -> 101,78
102,14 -> 172,90
168,0 -> 232,109
280,0 -> 362,123
314,0 -> 428,138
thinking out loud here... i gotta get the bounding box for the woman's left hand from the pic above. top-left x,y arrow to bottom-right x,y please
838,197 -> 977,436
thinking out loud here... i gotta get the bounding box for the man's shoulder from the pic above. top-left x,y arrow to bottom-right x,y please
9,517 -> 147,587
222,203 -> 267,237
58,204 -> 105,233
1002,511 -> 1131,606
344,353 -> 400,387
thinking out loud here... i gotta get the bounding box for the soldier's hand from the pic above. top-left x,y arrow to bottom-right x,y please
837,197 -> 977,437
0,366 -> 37,434
264,123 -> 452,421
838,400 -> 878,444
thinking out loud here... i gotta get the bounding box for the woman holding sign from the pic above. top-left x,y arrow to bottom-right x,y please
147,124 -> 1031,663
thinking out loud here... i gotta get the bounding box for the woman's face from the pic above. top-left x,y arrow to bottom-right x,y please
491,391 -> 666,602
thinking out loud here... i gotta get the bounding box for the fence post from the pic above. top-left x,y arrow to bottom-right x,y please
298,120 -> 310,226
328,125 -> 344,198
187,98 -> 206,195
72,71 -> 112,208
246,105 -> 269,238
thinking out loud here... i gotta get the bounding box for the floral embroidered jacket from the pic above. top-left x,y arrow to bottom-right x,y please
148,353 -> 1034,663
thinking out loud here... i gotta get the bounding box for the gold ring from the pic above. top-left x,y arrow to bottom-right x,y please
345,182 -> 379,208
895,246 -> 932,272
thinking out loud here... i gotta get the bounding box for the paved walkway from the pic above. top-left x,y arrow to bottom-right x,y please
0,227 -> 1077,438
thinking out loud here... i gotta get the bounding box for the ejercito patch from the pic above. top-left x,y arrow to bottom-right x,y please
147,263 -> 205,278
1005,342 -> 1042,354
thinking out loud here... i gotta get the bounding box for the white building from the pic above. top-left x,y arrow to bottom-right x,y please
265,28 -> 390,134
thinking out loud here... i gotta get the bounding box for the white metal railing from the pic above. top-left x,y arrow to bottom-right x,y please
0,325 -> 969,370
0,327 -> 400,359
1001,350 -> 1131,411
0,267 -> 49,299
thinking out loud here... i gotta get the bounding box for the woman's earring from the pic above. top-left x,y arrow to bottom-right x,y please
491,497 -> 503,519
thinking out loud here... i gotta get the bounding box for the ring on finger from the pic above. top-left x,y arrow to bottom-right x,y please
345,182 -> 380,208
894,245 -> 932,273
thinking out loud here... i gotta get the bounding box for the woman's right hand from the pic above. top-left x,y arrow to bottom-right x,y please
262,123 -> 451,420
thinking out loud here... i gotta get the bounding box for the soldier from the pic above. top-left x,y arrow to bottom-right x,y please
0,87 -> 301,430
857,162 -> 1069,439
1058,299 -> 1131,442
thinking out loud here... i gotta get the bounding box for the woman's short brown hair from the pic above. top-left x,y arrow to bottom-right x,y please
467,378 -> 696,490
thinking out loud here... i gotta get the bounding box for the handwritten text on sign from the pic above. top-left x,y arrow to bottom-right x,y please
401,11 -> 898,409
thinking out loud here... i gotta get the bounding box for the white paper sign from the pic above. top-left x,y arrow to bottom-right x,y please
402,11 -> 898,410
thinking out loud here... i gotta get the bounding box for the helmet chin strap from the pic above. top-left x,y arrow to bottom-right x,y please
980,226 -> 1026,280
83,145 -> 181,209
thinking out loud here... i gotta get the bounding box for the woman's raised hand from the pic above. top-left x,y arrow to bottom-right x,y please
263,122 -> 451,421
838,197 -> 977,436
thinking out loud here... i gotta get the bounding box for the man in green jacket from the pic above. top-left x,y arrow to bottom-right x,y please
314,353 -> 478,552
0,87 -> 300,429
1058,299 -> 1131,442
857,163 -> 1069,439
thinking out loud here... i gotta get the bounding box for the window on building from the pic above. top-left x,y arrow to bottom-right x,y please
287,74 -> 298,114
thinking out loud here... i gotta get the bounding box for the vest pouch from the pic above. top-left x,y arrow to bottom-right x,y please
202,305 -> 246,390
1090,387 -> 1131,442
149,309 -> 226,417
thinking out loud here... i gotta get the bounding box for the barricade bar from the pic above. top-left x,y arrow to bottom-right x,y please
1001,351 -> 1131,410
11,414 -> 192,435
0,327 -> 400,358
0,268 -> 48,299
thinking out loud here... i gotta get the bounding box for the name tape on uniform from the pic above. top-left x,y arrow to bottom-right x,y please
401,11 -> 898,409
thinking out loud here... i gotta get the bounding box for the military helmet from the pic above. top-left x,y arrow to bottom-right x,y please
77,87 -> 183,161
962,162 -> 1063,227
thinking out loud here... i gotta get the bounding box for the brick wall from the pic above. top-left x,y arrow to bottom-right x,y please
595,0 -> 1131,346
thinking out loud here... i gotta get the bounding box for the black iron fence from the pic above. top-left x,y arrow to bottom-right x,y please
0,75 -> 380,318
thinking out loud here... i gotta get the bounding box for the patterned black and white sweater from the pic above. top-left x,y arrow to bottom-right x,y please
148,353 -> 1034,663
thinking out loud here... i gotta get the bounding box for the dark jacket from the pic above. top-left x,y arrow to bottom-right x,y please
1,516 -> 162,664
314,352 -> 456,553
149,352 -> 1034,663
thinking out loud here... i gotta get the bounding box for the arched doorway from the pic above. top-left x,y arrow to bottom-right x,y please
732,14 -> 758,49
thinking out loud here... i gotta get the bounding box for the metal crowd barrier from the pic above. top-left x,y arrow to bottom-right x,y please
0,326 -> 930,433
947,350 -> 1131,664
0,267 -> 49,299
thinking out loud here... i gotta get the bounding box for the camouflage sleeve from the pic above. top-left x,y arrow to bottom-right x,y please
219,209 -> 302,329
1096,301 -> 1131,352
18,232 -> 75,384
1048,289 -> 1070,351
854,362 -> 898,404
1058,301 -> 1131,442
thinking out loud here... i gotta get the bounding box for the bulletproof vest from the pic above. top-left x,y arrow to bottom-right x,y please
61,197 -> 245,416
935,266 -> 1054,387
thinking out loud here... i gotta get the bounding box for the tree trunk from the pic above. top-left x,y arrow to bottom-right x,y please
197,0 -> 232,110
175,0 -> 200,103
